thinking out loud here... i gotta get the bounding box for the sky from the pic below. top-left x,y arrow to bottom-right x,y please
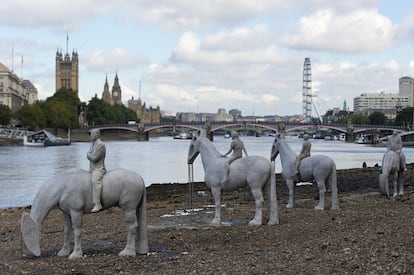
1,0 -> 414,117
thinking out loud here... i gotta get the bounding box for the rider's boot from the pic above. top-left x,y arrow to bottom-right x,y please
91,183 -> 102,213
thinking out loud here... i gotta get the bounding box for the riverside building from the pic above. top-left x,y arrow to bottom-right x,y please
0,62 -> 38,112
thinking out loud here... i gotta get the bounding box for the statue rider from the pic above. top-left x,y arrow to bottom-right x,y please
294,134 -> 311,176
221,131 -> 248,184
388,130 -> 407,171
87,129 -> 106,213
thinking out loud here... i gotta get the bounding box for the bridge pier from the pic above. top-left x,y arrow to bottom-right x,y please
137,124 -> 149,141
346,120 -> 354,142
205,120 -> 213,141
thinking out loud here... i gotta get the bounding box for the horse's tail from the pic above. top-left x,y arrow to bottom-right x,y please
268,162 -> 279,225
136,186 -> 148,254
329,161 -> 338,210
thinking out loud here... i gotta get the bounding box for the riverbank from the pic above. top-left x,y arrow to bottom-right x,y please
1,165 -> 413,274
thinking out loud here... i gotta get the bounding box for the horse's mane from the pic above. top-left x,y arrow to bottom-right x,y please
200,136 -> 222,158
278,137 -> 296,156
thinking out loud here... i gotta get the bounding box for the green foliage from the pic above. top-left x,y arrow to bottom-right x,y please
0,104 -> 12,125
44,88 -> 80,129
14,102 -> 46,130
395,107 -> 414,127
86,96 -> 137,125
368,111 -> 386,125
13,88 -> 138,129
349,114 -> 369,125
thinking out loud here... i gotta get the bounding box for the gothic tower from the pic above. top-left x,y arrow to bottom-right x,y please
55,48 -> 79,97
102,75 -> 112,104
111,73 -> 122,105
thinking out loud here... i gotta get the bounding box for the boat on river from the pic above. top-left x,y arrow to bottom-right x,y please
23,129 -> 71,147
173,132 -> 193,140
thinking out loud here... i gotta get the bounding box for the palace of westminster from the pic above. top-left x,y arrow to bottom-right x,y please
0,47 -> 160,125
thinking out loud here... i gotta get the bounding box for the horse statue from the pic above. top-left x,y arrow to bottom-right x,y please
20,168 -> 148,259
270,135 -> 338,210
379,150 -> 404,197
187,128 -> 279,226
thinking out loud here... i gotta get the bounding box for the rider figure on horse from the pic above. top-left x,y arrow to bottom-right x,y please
388,130 -> 407,171
294,134 -> 311,177
87,129 -> 106,213
222,131 -> 248,184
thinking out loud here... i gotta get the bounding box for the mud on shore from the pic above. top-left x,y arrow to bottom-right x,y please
1,165 -> 414,274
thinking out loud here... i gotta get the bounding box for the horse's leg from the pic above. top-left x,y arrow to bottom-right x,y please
249,188 -> 263,226
384,173 -> 390,198
57,211 -> 72,257
286,179 -> 295,208
398,171 -> 404,196
136,189 -> 149,254
392,171 -> 399,197
267,171 -> 279,225
119,209 -> 137,256
68,210 -> 84,259
315,180 -> 326,210
210,186 -> 222,225
329,169 -> 338,210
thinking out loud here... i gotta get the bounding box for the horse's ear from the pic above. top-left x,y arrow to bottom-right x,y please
198,127 -> 207,137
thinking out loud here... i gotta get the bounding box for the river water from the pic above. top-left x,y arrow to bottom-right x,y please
1,136 -> 413,209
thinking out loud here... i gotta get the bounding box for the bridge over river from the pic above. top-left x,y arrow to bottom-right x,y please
89,122 -> 408,141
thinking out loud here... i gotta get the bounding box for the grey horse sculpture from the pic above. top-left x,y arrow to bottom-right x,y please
20,168 -> 148,259
187,128 -> 279,226
379,150 -> 404,197
270,135 -> 338,210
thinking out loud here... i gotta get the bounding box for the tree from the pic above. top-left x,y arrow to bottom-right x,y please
86,96 -> 138,125
349,114 -> 369,125
44,88 -> 81,130
86,96 -> 111,125
44,100 -> 75,131
395,107 -> 414,128
14,103 -> 46,130
368,112 -> 386,125
0,104 -> 12,125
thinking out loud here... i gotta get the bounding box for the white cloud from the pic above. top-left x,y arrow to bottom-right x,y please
122,0 -> 284,29
0,0 -> 112,31
84,48 -> 148,72
171,26 -> 282,65
282,9 -> 394,53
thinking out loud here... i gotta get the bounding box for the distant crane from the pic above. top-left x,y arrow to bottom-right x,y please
302,57 -> 323,123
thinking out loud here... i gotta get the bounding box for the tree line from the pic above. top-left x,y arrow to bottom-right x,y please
0,88 -> 138,131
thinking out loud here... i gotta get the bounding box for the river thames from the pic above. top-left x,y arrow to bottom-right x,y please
1,135 -> 413,209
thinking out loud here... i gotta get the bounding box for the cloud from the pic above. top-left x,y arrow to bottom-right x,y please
394,11 -> 414,42
121,0 -> 284,29
0,0 -> 112,31
282,9 -> 394,53
84,48 -> 148,72
171,26 -> 283,65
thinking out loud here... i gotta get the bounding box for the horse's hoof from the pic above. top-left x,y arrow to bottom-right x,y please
210,220 -> 221,226
267,219 -> 279,225
68,252 -> 83,260
57,249 -> 70,257
248,220 -> 262,226
286,204 -> 294,209
314,206 -> 324,210
119,249 -> 136,257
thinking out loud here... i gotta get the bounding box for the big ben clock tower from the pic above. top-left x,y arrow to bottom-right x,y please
111,73 -> 122,105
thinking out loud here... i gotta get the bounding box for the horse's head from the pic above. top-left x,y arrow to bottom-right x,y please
187,128 -> 205,164
270,134 -> 282,161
